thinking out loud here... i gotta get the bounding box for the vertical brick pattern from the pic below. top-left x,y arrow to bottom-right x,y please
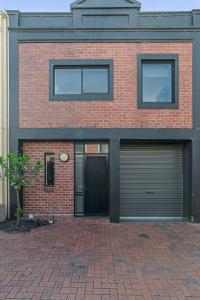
19,42 -> 193,129
23,142 -> 74,216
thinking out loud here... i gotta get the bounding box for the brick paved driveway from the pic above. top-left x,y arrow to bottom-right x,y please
0,218 -> 200,300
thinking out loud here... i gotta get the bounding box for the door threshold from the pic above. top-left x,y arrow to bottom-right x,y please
85,214 -> 109,218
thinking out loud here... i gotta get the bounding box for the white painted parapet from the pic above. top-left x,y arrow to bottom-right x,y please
0,11 -> 8,220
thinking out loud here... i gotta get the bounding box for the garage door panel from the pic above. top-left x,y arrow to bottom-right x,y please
121,185 -> 183,190
120,165 -> 182,169
121,169 -> 182,173
120,144 -> 183,218
121,193 -> 183,199
121,210 -> 182,217
121,198 -> 183,203
120,181 -> 183,186
122,203 -> 183,208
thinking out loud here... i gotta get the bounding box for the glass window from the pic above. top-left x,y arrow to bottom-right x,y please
75,143 -> 109,155
99,144 -> 109,154
45,154 -> 55,187
85,144 -> 100,154
75,144 -> 84,154
83,68 -> 108,93
54,67 -> 109,95
142,62 -> 173,103
55,69 -> 81,95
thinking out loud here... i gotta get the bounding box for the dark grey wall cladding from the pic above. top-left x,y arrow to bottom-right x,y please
7,11 -> 73,28
70,0 -> 141,9
138,13 -> 193,28
7,5 -> 200,29
20,13 -> 73,28
73,8 -> 138,28
71,0 -> 140,28
7,11 -> 20,28
193,11 -> 200,26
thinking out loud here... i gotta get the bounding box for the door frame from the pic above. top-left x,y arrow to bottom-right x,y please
74,142 -> 110,217
84,154 -> 109,216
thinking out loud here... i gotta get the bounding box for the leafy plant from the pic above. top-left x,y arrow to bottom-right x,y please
0,153 -> 43,226
15,208 -> 23,218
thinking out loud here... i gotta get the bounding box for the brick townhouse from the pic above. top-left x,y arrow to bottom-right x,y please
7,0 -> 200,222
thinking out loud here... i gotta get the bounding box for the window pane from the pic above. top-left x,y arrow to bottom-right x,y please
45,154 -> 55,187
75,195 -> 84,216
142,63 -> 172,103
75,154 -> 84,216
55,69 -> 81,94
84,143 -> 109,154
85,144 -> 100,154
75,155 -> 84,193
83,68 -> 108,93
75,144 -> 84,154
100,144 -> 109,154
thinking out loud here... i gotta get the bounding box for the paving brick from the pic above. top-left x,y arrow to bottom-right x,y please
93,288 -> 110,295
41,287 -> 53,300
31,293 -> 43,300
0,292 -> 8,299
15,292 -> 34,299
61,288 -> 77,294
1,219 -> 200,299
84,295 -> 101,300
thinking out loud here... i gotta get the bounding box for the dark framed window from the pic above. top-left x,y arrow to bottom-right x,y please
137,54 -> 179,109
75,143 -> 109,154
49,60 -> 113,101
45,153 -> 55,187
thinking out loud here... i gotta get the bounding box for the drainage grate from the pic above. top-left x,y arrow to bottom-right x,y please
139,233 -> 150,239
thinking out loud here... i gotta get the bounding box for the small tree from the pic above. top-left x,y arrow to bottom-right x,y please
0,153 -> 43,226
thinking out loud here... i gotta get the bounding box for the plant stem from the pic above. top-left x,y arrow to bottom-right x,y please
16,190 -> 21,227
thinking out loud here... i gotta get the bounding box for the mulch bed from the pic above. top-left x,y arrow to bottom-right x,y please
0,219 -> 50,233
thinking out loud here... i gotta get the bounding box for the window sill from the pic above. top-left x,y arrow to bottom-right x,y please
49,94 -> 113,101
137,102 -> 179,109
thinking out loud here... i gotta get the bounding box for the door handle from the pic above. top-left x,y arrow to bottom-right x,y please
145,191 -> 155,195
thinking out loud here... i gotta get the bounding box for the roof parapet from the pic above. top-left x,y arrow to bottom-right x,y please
71,0 -> 141,10
71,0 -> 141,28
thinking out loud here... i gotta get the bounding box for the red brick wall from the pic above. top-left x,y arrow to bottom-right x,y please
19,42 -> 193,129
23,142 -> 74,216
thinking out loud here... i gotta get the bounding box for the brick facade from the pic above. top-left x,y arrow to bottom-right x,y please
23,142 -> 74,216
19,42 -> 193,129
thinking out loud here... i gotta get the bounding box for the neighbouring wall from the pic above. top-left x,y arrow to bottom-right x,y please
0,12 -> 8,218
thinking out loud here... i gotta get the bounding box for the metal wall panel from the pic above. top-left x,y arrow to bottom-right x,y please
120,144 -> 183,218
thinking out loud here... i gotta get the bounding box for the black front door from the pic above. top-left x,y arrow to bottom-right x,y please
85,156 -> 108,216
